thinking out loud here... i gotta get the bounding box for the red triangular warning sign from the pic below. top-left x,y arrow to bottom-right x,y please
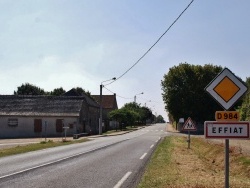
182,117 -> 197,131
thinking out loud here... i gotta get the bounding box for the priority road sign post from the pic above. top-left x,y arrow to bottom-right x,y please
205,68 -> 247,110
204,68 -> 248,188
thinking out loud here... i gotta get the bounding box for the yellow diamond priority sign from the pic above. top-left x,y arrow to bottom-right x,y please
205,68 -> 247,110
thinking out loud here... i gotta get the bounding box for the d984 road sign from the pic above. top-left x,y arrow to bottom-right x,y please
215,111 -> 240,121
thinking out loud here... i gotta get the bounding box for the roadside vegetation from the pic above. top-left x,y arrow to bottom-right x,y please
0,138 -> 88,158
161,63 -> 250,127
108,102 -> 156,130
138,136 -> 250,188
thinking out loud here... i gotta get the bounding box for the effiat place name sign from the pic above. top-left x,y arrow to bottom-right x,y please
204,121 -> 250,139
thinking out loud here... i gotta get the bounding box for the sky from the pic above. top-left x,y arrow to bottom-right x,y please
1,0 -> 250,122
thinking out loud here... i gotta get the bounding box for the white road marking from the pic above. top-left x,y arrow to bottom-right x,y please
0,138 -> 130,180
155,137 -> 161,142
150,144 -> 154,149
113,171 -> 132,188
140,153 -> 147,160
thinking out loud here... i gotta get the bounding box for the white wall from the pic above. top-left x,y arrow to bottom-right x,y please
0,116 -> 79,138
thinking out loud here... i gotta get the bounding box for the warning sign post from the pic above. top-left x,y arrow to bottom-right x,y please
182,117 -> 196,149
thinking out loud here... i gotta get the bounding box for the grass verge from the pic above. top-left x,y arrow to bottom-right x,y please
138,136 -> 250,188
0,138 -> 89,158
138,136 -> 175,188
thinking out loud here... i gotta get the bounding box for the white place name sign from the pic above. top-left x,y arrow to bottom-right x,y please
204,121 -> 250,139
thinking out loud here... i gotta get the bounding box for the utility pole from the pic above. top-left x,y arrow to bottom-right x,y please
99,84 -> 103,135
99,77 -> 116,135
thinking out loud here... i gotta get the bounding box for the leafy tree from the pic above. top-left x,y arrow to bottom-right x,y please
50,87 -> 66,96
161,63 -> 224,123
14,83 -> 46,95
140,106 -> 153,124
122,102 -> 153,125
108,108 -> 139,130
72,87 -> 92,97
239,77 -> 250,121
156,115 -> 165,123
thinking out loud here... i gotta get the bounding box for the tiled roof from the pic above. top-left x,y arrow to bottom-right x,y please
0,95 -> 85,117
92,95 -> 118,109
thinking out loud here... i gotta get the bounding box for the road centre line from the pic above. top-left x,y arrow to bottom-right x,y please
0,138 -> 130,180
113,171 -> 132,188
140,153 -> 147,160
150,144 -> 154,149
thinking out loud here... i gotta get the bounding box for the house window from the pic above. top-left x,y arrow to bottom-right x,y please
69,123 -> 74,129
34,119 -> 42,133
56,119 -> 63,132
8,118 -> 18,127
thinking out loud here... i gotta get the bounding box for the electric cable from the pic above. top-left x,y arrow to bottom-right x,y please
105,0 -> 195,86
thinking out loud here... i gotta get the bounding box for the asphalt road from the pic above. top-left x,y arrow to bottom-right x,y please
0,123 -> 168,188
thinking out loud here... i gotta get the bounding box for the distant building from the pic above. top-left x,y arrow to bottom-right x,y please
0,93 -> 100,138
92,94 -> 118,131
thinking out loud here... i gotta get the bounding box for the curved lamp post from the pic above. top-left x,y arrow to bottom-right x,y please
134,92 -> 144,103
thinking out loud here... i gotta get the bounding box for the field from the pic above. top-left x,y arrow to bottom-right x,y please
138,136 -> 250,188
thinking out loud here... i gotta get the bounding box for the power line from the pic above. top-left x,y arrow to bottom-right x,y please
103,86 -> 164,104
105,0 -> 195,86
103,86 -> 133,100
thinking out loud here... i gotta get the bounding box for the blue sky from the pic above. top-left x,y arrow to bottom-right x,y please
1,0 -> 250,121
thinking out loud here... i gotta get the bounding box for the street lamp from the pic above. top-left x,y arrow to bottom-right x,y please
134,92 -> 144,103
99,77 -> 116,135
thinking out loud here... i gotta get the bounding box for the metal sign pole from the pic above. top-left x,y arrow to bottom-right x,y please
225,139 -> 229,188
204,68 -> 248,188
44,121 -> 47,142
188,130 -> 191,149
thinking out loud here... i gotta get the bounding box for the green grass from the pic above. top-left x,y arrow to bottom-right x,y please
238,156 -> 250,166
0,138 -> 89,158
137,136 -> 174,188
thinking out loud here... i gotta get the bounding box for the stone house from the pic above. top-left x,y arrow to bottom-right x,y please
0,94 -> 99,138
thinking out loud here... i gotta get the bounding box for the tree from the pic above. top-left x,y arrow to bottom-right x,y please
108,108 -> 139,130
72,87 -> 92,97
238,77 -> 250,121
161,63 -> 224,123
14,83 -> 46,95
122,102 -> 153,125
156,115 -> 165,123
50,87 -> 66,96
140,106 -> 153,124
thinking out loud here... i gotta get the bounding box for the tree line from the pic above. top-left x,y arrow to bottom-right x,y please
161,63 -> 248,126
108,102 -> 161,129
13,83 -> 166,128
13,83 -> 91,97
